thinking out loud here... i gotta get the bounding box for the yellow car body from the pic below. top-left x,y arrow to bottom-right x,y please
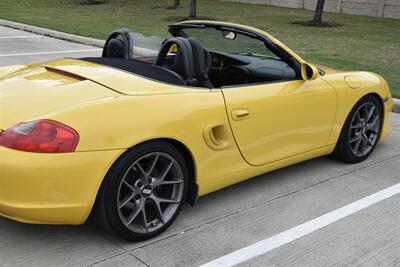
0,21 -> 393,225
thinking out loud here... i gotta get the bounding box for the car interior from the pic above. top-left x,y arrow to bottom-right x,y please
81,27 -> 298,89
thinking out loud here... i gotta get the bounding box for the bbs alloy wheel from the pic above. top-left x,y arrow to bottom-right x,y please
333,95 -> 382,163
348,102 -> 381,157
95,141 -> 188,241
117,152 -> 184,234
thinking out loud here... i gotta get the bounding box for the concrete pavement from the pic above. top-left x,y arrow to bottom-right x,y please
0,26 -> 101,66
1,25 -> 400,267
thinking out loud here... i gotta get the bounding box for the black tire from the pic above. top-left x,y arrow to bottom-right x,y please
332,95 -> 383,163
94,140 -> 189,241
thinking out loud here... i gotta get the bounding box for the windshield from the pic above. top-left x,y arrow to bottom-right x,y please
180,27 -> 279,59
129,26 -> 279,61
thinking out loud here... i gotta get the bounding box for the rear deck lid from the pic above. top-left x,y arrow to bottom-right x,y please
39,58 -> 199,95
0,65 -> 117,129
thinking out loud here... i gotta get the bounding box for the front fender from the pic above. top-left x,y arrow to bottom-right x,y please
321,71 -> 393,144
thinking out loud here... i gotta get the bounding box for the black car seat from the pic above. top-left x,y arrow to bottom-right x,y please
156,37 -> 196,86
186,38 -> 213,88
103,29 -> 134,59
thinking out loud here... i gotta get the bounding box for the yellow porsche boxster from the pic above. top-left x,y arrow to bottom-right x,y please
0,21 -> 393,241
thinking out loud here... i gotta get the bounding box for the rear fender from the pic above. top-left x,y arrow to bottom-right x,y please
0,65 -> 27,79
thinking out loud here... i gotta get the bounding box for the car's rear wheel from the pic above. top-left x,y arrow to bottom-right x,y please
332,95 -> 382,163
94,141 -> 188,241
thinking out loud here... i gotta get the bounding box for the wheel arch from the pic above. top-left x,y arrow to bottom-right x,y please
160,138 -> 198,205
349,93 -> 385,141
331,92 -> 385,162
366,92 -> 384,107
339,92 -> 384,138
362,93 -> 385,140
93,137 -> 198,213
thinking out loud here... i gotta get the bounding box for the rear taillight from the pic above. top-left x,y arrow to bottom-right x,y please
0,120 -> 79,153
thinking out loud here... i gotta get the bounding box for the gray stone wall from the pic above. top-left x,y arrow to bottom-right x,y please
222,0 -> 400,19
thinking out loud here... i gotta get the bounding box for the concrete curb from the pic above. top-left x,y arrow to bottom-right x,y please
0,19 -> 399,113
0,19 -> 105,48
393,98 -> 400,114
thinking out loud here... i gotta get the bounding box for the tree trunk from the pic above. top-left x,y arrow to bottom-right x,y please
190,0 -> 197,18
173,0 -> 180,8
313,0 -> 325,23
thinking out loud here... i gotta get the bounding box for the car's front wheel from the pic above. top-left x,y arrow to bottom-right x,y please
333,95 -> 382,163
94,141 -> 188,241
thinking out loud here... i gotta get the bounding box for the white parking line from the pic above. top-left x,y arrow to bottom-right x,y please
200,182 -> 400,267
0,49 -> 101,57
0,35 -> 44,39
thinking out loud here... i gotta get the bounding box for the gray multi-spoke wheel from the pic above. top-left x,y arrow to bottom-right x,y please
348,102 -> 380,157
117,152 -> 184,234
94,141 -> 188,241
333,95 -> 382,163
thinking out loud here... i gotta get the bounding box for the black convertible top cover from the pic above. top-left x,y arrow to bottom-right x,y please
81,57 -> 185,86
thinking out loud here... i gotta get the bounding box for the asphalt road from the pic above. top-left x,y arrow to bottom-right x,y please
1,25 -> 400,267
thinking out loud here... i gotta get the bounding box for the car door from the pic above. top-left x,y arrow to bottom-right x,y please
222,78 -> 337,166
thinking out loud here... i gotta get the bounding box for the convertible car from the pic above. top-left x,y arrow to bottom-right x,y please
0,21 -> 393,241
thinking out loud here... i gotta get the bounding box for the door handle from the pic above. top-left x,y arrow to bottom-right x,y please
203,122 -> 231,150
231,109 -> 250,121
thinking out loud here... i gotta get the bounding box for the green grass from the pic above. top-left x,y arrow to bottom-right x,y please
0,0 -> 399,97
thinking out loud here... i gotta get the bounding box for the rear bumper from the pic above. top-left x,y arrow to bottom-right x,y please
0,146 -> 123,225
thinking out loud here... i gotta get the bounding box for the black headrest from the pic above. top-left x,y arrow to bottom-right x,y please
103,29 -> 134,59
187,38 -> 213,88
105,39 -> 125,58
156,37 -> 196,86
